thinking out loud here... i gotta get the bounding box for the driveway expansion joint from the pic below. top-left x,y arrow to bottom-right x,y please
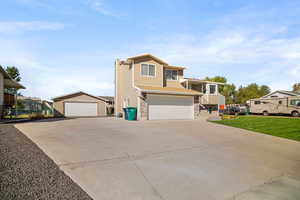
133,162 -> 166,200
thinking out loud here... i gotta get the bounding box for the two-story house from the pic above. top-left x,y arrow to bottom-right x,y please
115,54 -> 225,120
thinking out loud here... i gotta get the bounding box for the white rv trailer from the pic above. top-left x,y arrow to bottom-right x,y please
249,96 -> 300,117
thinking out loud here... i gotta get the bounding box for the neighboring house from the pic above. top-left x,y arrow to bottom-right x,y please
17,96 -> 53,116
99,96 -> 115,115
99,96 -> 114,105
115,54 -> 225,120
262,90 -> 300,98
52,91 -> 112,117
0,66 -> 25,118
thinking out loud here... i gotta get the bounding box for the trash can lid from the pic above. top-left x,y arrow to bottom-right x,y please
127,107 -> 137,110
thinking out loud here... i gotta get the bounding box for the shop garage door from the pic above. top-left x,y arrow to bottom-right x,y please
148,95 -> 194,120
65,102 -> 98,117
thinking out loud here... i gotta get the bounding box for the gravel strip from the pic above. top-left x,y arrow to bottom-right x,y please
0,124 -> 93,200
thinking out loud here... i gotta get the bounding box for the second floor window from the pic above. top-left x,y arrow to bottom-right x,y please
209,85 -> 216,94
165,69 -> 178,80
141,64 -> 155,77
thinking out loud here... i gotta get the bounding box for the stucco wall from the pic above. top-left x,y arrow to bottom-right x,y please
53,94 -> 107,117
115,60 -> 138,116
0,73 -> 4,117
201,94 -> 225,105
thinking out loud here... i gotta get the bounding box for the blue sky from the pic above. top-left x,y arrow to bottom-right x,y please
1,0 -> 300,100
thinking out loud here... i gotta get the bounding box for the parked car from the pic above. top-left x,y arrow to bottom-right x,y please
222,105 -> 248,115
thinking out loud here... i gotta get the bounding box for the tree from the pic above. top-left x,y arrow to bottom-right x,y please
5,66 -> 22,95
6,66 -> 21,82
236,83 -> 271,104
222,84 -> 237,104
259,85 -> 271,97
293,83 -> 300,92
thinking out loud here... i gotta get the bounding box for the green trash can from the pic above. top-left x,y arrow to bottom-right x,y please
126,107 -> 137,121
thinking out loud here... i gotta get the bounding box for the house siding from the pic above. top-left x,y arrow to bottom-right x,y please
164,68 -> 184,88
134,58 -> 164,87
53,94 -> 107,117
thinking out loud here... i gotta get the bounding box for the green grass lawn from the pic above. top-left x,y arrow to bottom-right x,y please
212,116 -> 300,142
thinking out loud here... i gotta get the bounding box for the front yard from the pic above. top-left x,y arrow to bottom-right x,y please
213,116 -> 300,142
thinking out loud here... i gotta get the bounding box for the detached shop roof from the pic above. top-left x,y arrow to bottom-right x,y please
52,91 -> 108,102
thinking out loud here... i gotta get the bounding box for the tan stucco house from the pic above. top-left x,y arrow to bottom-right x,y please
0,66 -> 25,118
52,91 -> 113,117
115,54 -> 225,120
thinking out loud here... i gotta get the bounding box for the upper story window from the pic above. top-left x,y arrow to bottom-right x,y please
141,64 -> 155,77
209,85 -> 216,94
165,69 -> 178,80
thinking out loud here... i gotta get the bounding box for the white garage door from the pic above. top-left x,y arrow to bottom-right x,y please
148,95 -> 194,120
65,102 -> 98,117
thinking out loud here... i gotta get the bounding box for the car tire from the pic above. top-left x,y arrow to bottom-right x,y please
292,111 -> 299,117
263,111 -> 269,116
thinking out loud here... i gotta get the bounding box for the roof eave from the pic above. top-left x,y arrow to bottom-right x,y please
183,78 -> 225,85
139,89 -> 202,96
1,66 -> 26,89
127,54 -> 168,65
52,91 -> 107,102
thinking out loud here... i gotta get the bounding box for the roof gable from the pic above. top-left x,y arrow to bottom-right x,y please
52,91 -> 107,102
263,90 -> 300,98
127,54 -> 168,65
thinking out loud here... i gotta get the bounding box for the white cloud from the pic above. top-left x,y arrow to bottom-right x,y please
128,31 -> 300,91
0,21 -> 67,34
0,38 -> 114,100
87,0 -> 120,17
125,5 -> 300,91
28,68 -> 114,100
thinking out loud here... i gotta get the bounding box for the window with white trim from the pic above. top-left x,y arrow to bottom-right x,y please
165,69 -> 178,80
209,85 -> 216,94
141,64 -> 155,77
290,99 -> 300,107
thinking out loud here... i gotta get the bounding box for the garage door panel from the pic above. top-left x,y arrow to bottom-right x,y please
65,102 -> 98,117
148,95 -> 194,120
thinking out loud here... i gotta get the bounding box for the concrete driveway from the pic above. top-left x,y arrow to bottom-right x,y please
16,118 -> 300,200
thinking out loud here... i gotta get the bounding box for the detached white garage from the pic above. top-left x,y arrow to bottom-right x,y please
147,95 -> 194,120
64,102 -> 98,117
52,91 -> 108,117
